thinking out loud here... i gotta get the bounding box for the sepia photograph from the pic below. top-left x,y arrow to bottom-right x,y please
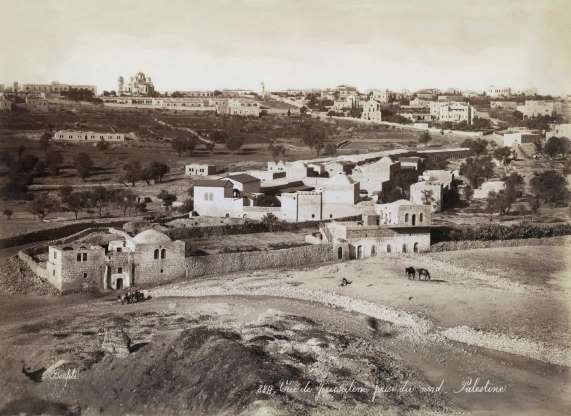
0,1 -> 570,415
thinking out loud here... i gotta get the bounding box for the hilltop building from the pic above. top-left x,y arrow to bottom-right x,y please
361,98 -> 383,122
54,130 -> 125,143
118,72 -> 156,96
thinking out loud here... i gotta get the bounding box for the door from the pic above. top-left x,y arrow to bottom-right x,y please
357,245 -> 363,259
116,278 -> 123,290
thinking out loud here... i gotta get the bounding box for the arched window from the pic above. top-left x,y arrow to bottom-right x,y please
419,213 -> 423,223
357,245 -> 363,259
371,245 -> 377,257
386,244 -> 391,253
412,214 -> 416,226
402,244 -> 407,253
76,253 -> 81,262
337,246 -> 343,259
161,248 -> 166,259
154,249 -> 159,259
405,213 -> 409,223
414,242 -> 419,253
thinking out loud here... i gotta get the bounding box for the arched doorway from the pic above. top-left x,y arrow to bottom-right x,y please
402,244 -> 407,253
357,245 -> 363,259
413,242 -> 419,253
337,246 -> 343,259
371,245 -> 377,257
412,214 -> 416,226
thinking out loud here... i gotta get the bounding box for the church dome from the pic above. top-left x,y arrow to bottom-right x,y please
133,229 -> 171,245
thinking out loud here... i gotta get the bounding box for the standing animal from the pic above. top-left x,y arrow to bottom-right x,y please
417,268 -> 431,281
405,266 -> 416,280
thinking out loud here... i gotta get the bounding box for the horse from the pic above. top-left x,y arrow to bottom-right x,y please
339,278 -> 352,287
405,266 -> 416,280
417,268 -> 431,281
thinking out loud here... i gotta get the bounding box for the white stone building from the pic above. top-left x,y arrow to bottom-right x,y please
410,181 -> 444,212
118,72 -> 155,96
375,199 -> 431,226
361,98 -> 383,122
546,123 -> 571,139
430,101 -> 474,124
486,86 -> 512,98
54,130 -> 125,143
185,164 -> 217,176
502,132 -> 541,147
351,156 -> 400,194
216,99 -> 261,117
517,100 -> 562,118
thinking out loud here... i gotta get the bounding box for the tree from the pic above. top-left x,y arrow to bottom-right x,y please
39,131 -> 52,152
46,150 -> 64,176
115,189 -> 138,216
122,161 -> 142,186
261,212 -> 280,232
461,138 -> 489,156
486,174 -> 522,215
544,136 -> 570,158
157,190 -> 177,211
74,153 -> 94,181
58,185 -> 74,202
323,142 -> 337,156
29,194 -> 58,219
529,170 -> 568,207
493,146 -> 513,166
463,185 -> 474,202
3,208 -> 13,220
171,137 -> 197,156
302,125 -> 326,156
459,156 -> 495,188
64,191 -> 88,219
149,161 -> 170,183
89,186 -> 111,217
419,132 -> 432,145
177,198 -> 193,214
268,142 -> 286,160
225,135 -> 244,152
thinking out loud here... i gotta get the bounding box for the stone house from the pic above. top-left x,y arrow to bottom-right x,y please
316,216 -> 431,259
361,98 -> 383,122
351,157 -> 400,194
227,173 -> 261,195
192,179 -> 244,217
47,229 -> 186,293
185,163 -> 217,176
375,199 -> 432,226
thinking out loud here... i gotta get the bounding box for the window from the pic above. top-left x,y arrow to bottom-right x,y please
77,253 -> 81,262
161,249 -> 166,259
154,249 -> 159,259
204,193 -> 209,201
117,247 -> 122,253
337,247 -> 343,259
402,244 -> 407,253
419,213 -> 423,223
414,242 -> 419,253
82,253 -> 87,261
118,267 -> 123,274
311,214 -> 315,219
54,251 -> 57,259
83,273 -> 87,278
53,270 -> 55,276
386,244 -> 391,253
405,213 -> 409,223
160,269 -> 164,273
371,245 -> 377,257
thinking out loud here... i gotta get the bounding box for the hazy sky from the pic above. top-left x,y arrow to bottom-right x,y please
1,0 -> 570,94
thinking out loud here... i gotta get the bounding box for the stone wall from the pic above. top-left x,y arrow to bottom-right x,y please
17,250 -> 48,280
184,243 -> 341,279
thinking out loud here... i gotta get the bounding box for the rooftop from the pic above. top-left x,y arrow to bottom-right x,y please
228,173 -> 260,184
132,229 -> 171,245
193,179 -> 232,188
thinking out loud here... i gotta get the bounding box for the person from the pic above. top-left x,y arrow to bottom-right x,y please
340,277 -> 352,287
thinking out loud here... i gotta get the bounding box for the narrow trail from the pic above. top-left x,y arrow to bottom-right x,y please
152,117 -> 214,145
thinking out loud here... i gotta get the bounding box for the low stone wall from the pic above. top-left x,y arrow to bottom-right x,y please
185,244 -> 340,279
430,236 -> 571,252
17,250 -> 48,280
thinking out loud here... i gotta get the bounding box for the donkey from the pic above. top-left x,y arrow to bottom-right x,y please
417,268 -> 431,281
405,266 -> 416,280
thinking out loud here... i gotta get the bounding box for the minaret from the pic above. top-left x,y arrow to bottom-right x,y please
118,76 -> 124,96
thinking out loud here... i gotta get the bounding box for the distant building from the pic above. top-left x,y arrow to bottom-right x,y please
0,95 -> 13,112
192,179 -> 243,217
227,173 -> 262,195
216,99 -> 261,117
546,123 -> 571,139
54,130 -> 125,143
25,96 -> 49,112
516,100 -> 562,118
486,86 -> 512,98
185,164 -> 217,176
351,156 -> 400,194
118,72 -> 155,96
417,147 -> 472,161
370,89 -> 393,103
502,131 -> 541,147
20,82 -> 97,95
490,101 -> 518,110
430,101 -> 474,124
419,170 -> 454,189
361,98 -> 383,122
375,199 -> 431,226
399,156 -> 423,170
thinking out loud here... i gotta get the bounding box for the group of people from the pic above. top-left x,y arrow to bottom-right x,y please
117,289 -> 149,304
